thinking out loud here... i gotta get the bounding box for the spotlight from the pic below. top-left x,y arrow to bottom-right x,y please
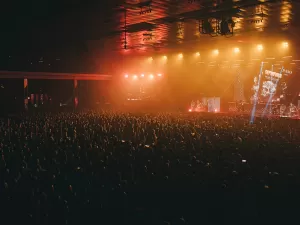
157,73 -> 162,77
282,42 -> 288,48
178,53 -> 183,59
188,109 -> 192,112
234,47 -> 240,53
213,49 -> 219,55
195,52 -> 200,57
149,74 -> 154,79
133,75 -> 138,80
141,74 -> 144,77
124,74 -> 128,78
257,44 -> 263,51
162,55 -> 167,60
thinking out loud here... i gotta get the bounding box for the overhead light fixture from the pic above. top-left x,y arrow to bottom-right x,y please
257,44 -> 263,51
234,47 -> 240,53
282,42 -> 288,48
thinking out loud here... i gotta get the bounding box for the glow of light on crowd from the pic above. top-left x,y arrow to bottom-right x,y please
141,74 -> 144,77
178,53 -> 183,59
195,52 -> 200,57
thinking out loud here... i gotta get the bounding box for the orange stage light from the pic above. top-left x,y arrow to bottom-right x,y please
282,42 -> 288,48
234,47 -> 240,53
257,44 -> 263,51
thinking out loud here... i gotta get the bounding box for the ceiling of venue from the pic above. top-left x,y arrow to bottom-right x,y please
98,0 -> 299,52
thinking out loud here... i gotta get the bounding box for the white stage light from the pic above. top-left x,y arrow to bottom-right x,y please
257,44 -> 263,51
234,47 -> 240,53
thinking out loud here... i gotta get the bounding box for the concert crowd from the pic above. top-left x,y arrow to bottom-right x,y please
0,112 -> 300,225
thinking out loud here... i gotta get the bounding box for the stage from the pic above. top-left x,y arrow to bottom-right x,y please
187,111 -> 300,120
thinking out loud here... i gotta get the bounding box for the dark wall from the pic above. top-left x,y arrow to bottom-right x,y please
77,80 -> 110,109
0,79 -> 24,114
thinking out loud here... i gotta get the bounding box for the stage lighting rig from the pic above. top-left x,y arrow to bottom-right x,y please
220,20 -> 230,35
139,0 -> 152,15
219,18 -> 234,36
143,32 -> 153,41
177,21 -> 184,36
247,4 -> 265,23
123,9 -> 128,49
199,19 -> 217,37
199,17 -> 235,37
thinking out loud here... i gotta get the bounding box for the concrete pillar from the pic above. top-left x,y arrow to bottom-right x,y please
24,78 -> 28,110
74,79 -> 78,109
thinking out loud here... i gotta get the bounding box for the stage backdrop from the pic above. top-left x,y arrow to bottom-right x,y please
207,97 -> 220,112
